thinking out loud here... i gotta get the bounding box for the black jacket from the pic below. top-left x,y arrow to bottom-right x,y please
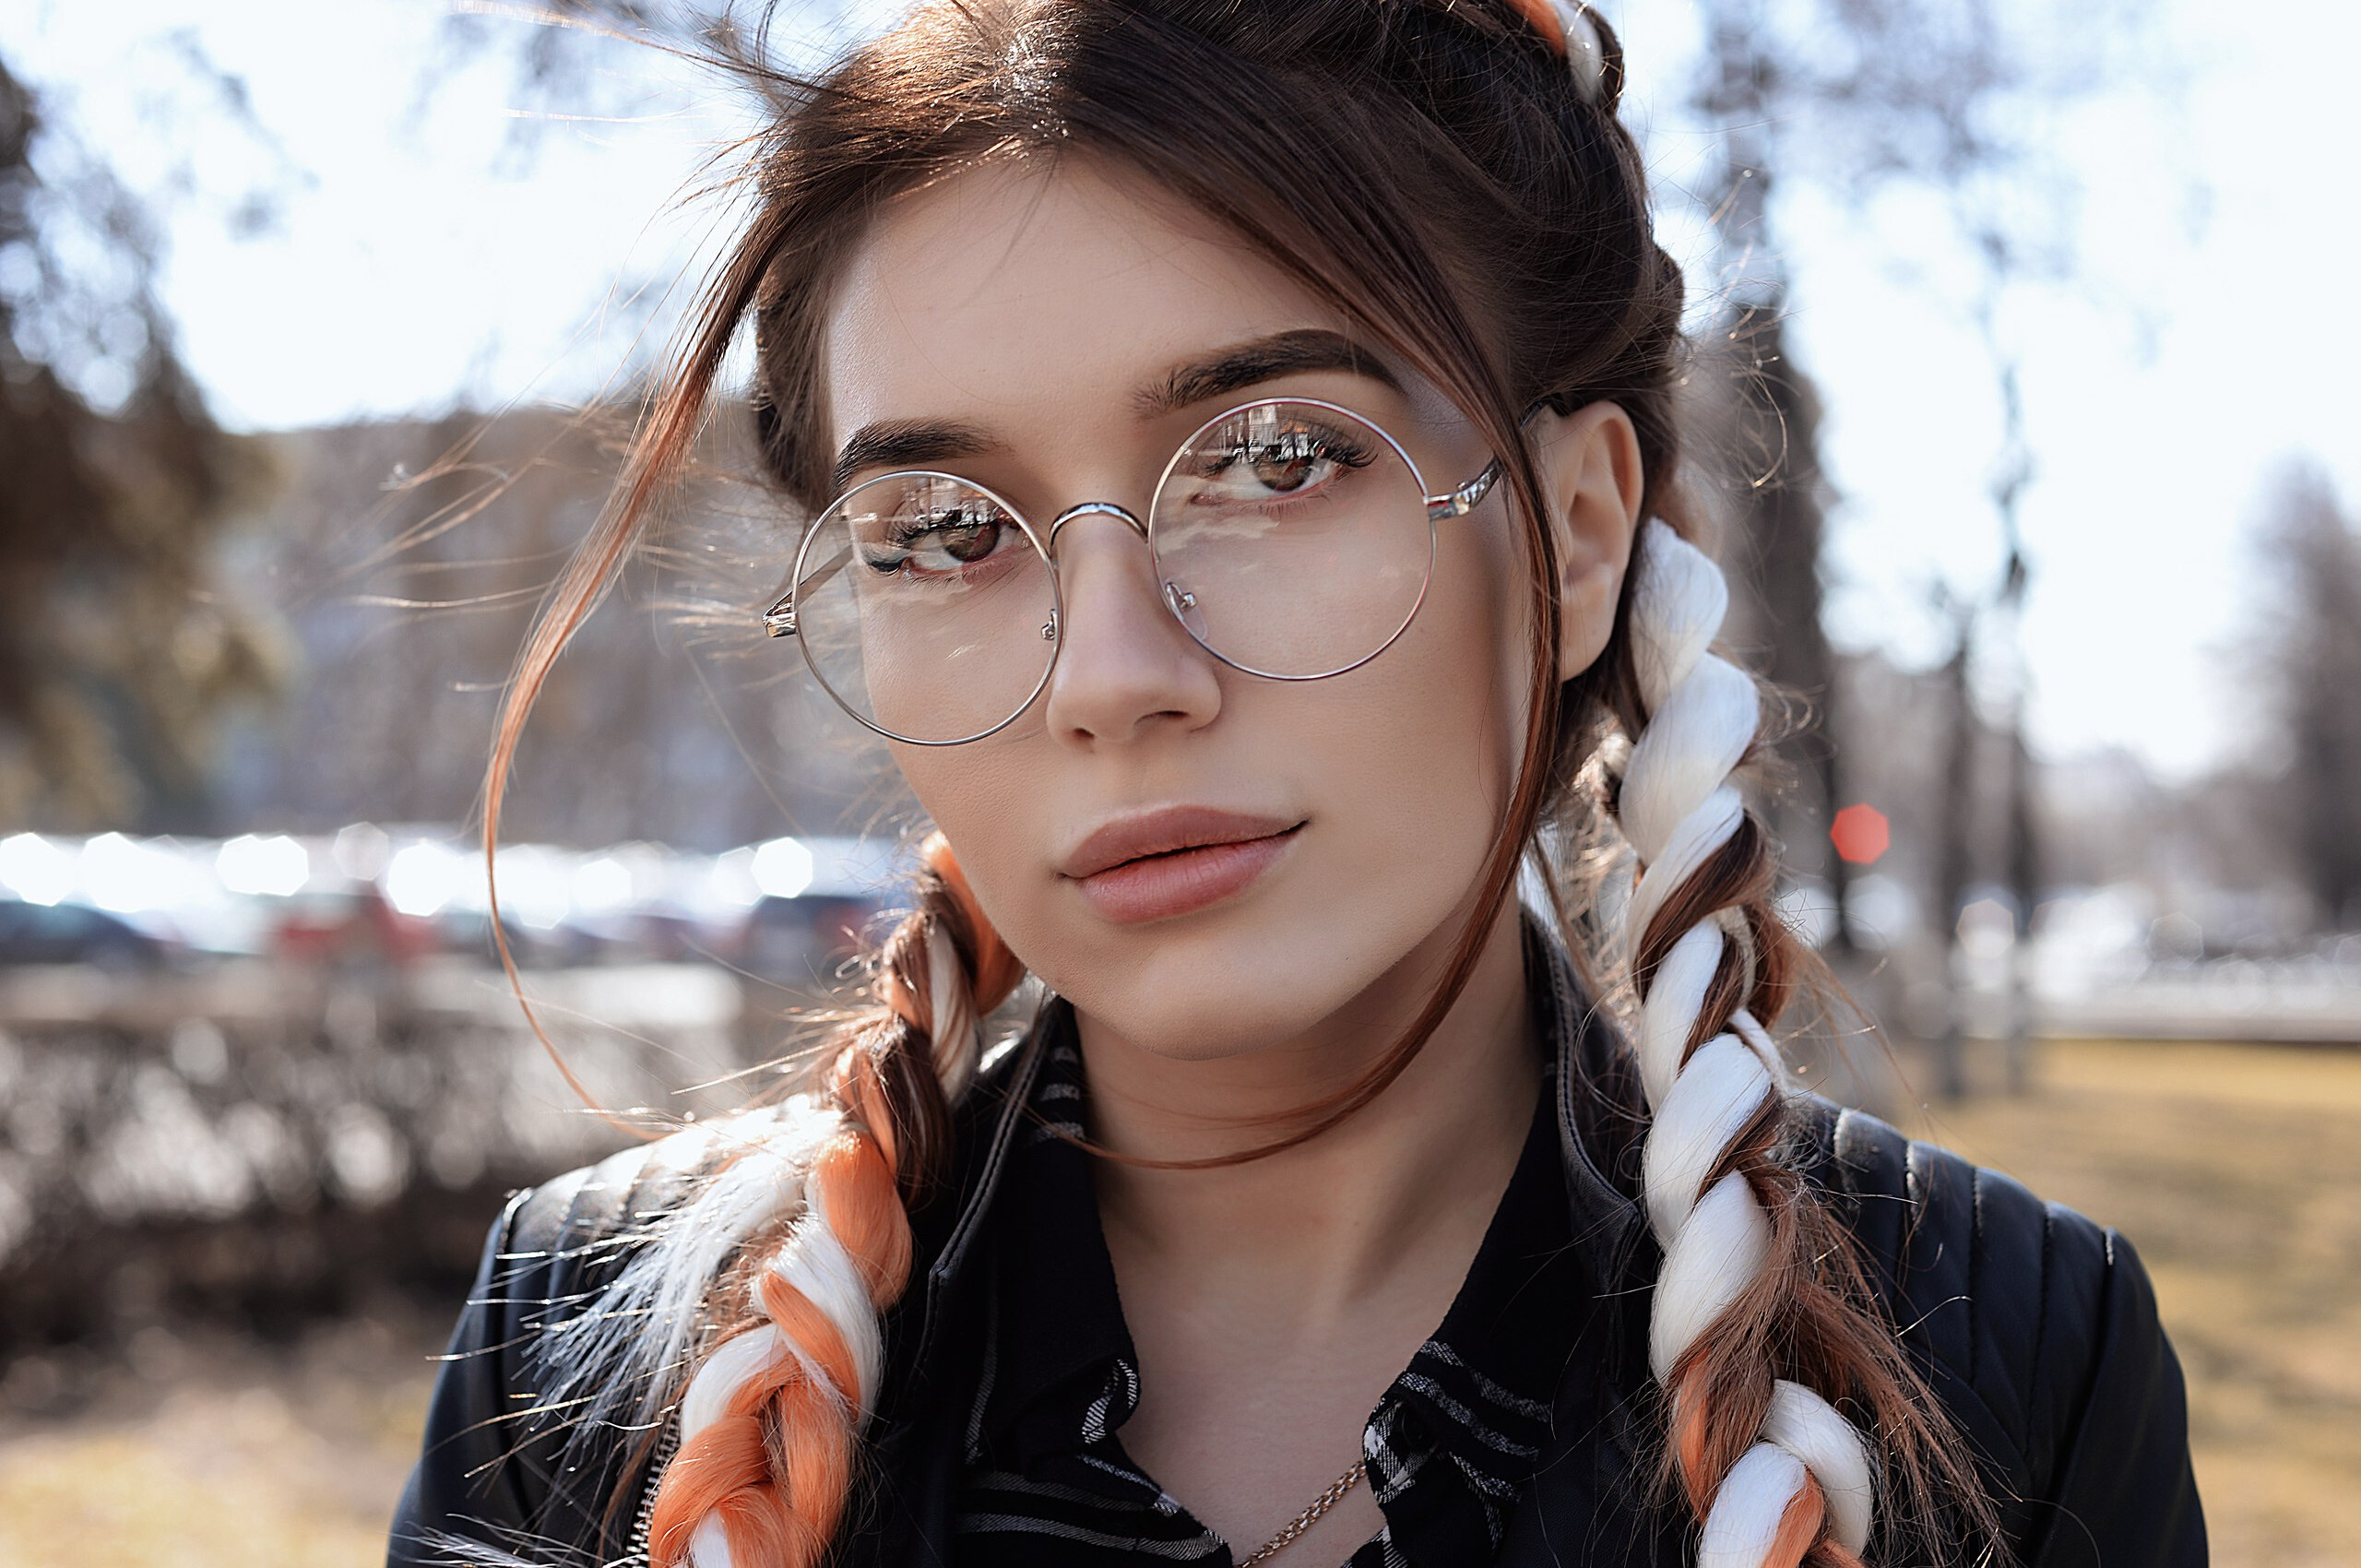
389,940 -> 2205,1567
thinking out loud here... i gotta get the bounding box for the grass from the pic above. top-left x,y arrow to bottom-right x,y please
0,1311 -> 439,1568
1900,1038 -> 2361,1568
0,1038 -> 2352,1566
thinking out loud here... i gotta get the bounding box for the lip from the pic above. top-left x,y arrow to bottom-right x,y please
1060,806 -> 1303,925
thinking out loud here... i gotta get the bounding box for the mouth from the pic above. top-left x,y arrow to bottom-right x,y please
1061,807 -> 1304,925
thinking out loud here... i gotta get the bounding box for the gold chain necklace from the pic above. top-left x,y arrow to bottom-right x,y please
1235,1457 -> 1370,1567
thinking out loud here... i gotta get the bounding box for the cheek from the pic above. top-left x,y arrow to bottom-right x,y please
1277,598 -> 1519,950
1381,512 -> 1534,831
890,735 -> 1045,930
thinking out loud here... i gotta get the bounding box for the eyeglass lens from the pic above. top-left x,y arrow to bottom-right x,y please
1151,400 -> 1431,683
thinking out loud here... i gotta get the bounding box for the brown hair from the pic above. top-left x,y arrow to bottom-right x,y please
488,3 -> 2000,1564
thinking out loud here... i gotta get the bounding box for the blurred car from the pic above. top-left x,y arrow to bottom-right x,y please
739,893 -> 879,986
270,883 -> 437,968
0,897 -> 175,969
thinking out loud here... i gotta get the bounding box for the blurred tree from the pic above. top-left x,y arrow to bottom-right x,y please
1703,304 -> 1845,937
2255,463 -> 2361,929
1686,0 -> 2151,964
0,54 -> 272,832
216,407 -> 867,849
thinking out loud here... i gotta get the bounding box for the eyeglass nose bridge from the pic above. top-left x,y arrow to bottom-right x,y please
1041,492 -> 1240,672
1045,499 -> 1149,550
1038,500 -> 1168,655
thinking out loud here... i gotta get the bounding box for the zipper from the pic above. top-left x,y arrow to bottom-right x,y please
623,1416 -> 680,1567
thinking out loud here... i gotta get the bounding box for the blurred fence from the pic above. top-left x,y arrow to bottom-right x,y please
2037,956 -> 2361,1045
0,955 -> 784,1358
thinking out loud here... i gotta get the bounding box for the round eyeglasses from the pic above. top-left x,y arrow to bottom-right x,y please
762,397 -> 1503,745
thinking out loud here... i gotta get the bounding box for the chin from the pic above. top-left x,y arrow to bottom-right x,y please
1038,902 -> 1424,1064
1070,982 -> 1340,1064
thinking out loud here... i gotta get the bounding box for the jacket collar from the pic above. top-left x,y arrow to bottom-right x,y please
1526,917 -> 1652,1293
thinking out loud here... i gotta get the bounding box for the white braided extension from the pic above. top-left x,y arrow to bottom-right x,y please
530,1098 -> 836,1433
1536,0 -> 1610,104
921,921 -> 984,1101
1621,520 -> 1876,1562
653,919 -> 990,1568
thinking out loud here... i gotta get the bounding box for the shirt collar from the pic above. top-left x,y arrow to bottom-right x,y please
1361,1068 -> 1601,1556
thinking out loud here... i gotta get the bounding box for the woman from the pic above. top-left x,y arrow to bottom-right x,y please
390,3 -> 2203,1565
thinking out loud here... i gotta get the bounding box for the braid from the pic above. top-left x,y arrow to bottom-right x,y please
643,833 -> 1022,1568
1615,522 -> 1876,1568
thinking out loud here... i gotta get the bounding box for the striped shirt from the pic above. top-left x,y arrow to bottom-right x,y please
952,1032 -> 1595,1568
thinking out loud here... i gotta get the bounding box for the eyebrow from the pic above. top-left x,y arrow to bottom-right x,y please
831,419 -> 996,496
827,329 -> 1401,494
1135,328 -> 1402,417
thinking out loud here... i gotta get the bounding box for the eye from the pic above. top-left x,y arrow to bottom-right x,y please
910,505 -> 1005,562
1249,434 -> 1321,493
859,484 -> 1024,580
1198,409 -> 1375,501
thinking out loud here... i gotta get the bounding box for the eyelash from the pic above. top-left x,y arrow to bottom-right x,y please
1201,417 -> 1376,477
882,504 -> 1009,548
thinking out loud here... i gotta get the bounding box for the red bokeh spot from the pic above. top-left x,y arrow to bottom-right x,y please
1831,802 -> 1890,866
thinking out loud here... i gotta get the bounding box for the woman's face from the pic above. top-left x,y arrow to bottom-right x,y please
818,158 -> 1596,1063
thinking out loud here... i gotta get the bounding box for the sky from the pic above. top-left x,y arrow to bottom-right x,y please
5,0 -> 2354,782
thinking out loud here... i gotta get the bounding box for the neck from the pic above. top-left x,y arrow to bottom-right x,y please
1079,897 -> 1541,1315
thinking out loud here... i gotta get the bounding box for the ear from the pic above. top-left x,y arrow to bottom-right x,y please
1527,399 -> 1645,683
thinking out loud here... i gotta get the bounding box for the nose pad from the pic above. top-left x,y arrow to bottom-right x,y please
1163,579 -> 1206,641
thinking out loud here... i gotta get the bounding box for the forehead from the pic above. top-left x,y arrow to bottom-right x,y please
820,157 -> 1349,443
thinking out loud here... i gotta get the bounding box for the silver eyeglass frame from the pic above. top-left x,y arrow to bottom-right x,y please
761,396 -> 1505,746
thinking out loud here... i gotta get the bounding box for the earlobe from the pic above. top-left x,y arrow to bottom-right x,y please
1529,400 -> 1646,683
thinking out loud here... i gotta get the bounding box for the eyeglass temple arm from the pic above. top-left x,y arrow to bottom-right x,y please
1426,397 -> 1570,521
1426,457 -> 1504,522
762,541 -> 852,637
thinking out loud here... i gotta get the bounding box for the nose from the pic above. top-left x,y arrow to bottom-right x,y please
1041,507 -> 1223,747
